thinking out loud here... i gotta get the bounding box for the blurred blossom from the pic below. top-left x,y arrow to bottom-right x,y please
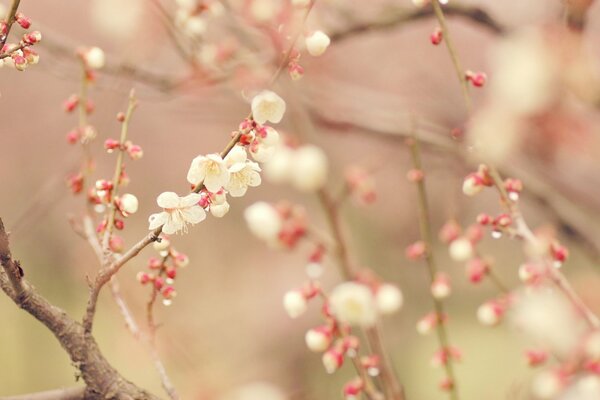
91,0 -> 143,39
510,288 -> 586,356
329,282 -> 377,327
220,382 -> 287,400
467,105 -> 523,164
489,29 -> 559,115
560,375 -> 600,400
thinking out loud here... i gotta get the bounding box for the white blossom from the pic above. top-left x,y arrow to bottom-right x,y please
283,290 -> 307,318
187,153 -> 230,193
148,192 -> 206,234
251,90 -> 286,125
448,237 -> 474,262
210,201 -> 230,218
375,284 -> 403,314
305,31 -> 331,57
119,193 -> 138,215
250,126 -> 280,163
329,282 -> 377,327
244,202 -> 282,242
225,146 -> 262,197
291,145 -> 328,191
305,328 -> 331,352
84,47 -> 105,69
263,145 -> 294,183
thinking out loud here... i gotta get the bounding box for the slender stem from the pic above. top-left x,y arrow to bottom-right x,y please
408,134 -> 459,400
431,0 -> 472,113
101,91 -> 138,252
316,189 -> 405,400
1,0 -> 21,47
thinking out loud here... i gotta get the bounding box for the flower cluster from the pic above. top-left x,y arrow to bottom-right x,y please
147,90 -> 285,234
281,272 -> 403,397
137,236 -> 190,306
0,11 -> 42,71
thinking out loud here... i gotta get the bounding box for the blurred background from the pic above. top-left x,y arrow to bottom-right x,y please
1,0 -> 600,399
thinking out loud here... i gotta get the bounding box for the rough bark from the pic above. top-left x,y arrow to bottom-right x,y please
0,219 -> 161,400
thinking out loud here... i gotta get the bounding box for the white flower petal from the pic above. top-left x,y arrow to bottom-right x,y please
162,217 -> 183,235
181,205 -> 207,224
179,193 -> 202,207
148,212 -> 168,230
156,192 -> 180,208
187,156 -> 207,185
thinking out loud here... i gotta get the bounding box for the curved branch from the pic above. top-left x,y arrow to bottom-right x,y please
330,3 -> 505,44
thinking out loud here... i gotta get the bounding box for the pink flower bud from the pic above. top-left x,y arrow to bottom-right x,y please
165,267 -> 177,280
154,277 -> 165,290
550,242 -> 568,263
465,224 -> 484,243
525,349 -> 548,367
343,378 -> 364,398
67,173 -> 84,194
305,326 -> 333,352
431,273 -> 451,299
23,31 -> 42,45
12,54 -> 27,71
15,12 -> 31,29
477,300 -> 504,326
465,70 -> 486,87
476,213 -> 492,225
104,138 -> 120,152
518,263 -> 543,284
162,286 -> 177,299
439,220 -> 461,244
494,214 -> 512,228
406,168 -> 424,183
439,377 -> 454,391
430,27 -> 443,45
127,144 -> 143,160
63,95 -> 79,113
114,219 -> 124,230
95,179 -> 114,191
148,257 -> 162,270
137,271 -> 152,284
116,112 -> 125,122
174,252 -> 189,267
66,129 -> 80,145
288,62 -> 304,80
462,173 -> 484,196
109,235 -> 124,253
322,349 -> 344,374
466,258 -> 488,283
406,241 -> 426,260
283,290 -> 307,318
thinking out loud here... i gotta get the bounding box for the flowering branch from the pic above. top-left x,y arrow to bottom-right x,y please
330,2 -> 504,44
0,0 -> 21,47
407,133 -> 460,399
316,189 -> 405,400
101,90 -> 138,252
0,218 -> 161,399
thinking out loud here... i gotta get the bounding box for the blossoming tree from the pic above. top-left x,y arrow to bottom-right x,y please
2,0 -> 600,400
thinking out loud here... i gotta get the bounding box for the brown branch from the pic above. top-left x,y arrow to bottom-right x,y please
564,0 -> 595,31
329,2 -> 505,44
0,218 -> 161,399
0,0 -> 21,47
0,387 -> 85,400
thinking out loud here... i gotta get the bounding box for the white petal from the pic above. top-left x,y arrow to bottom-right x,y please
148,212 -> 168,230
204,168 -> 230,193
225,146 -> 247,167
156,192 -> 180,208
182,205 -> 207,224
179,193 -> 202,207
162,217 -> 183,235
228,162 -> 247,173
247,170 -> 262,187
186,156 -> 207,185
210,202 -> 230,218
228,184 -> 248,197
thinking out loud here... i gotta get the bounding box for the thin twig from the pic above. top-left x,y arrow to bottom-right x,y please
101,90 -> 138,252
0,0 -> 21,47
407,132 -> 460,400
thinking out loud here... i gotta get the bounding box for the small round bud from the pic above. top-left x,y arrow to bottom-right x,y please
283,290 -> 307,319
305,326 -> 332,352
305,31 -> 331,57
375,284 -> 403,314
